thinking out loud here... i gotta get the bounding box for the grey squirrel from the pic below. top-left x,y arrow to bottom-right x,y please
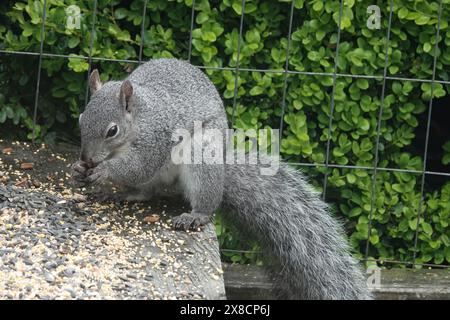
72,58 -> 372,300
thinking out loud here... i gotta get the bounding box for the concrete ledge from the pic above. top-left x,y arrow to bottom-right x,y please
222,263 -> 450,300
0,140 -> 225,299
371,268 -> 450,300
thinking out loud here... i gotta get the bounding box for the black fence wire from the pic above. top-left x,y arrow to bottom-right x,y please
0,0 -> 449,270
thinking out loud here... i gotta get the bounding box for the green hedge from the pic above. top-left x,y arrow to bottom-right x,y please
1,0 -> 449,266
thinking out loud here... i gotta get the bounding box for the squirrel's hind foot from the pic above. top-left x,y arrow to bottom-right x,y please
172,212 -> 212,231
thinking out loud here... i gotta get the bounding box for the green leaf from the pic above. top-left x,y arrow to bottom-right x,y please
409,218 -> 418,231
346,174 -> 356,184
398,8 -> 408,19
201,31 -> 217,42
249,86 -> 263,96
356,79 -> 369,90
421,221 -> 433,236
358,118 -> 370,131
52,89 -> 67,98
68,37 -> 80,49
0,110 -> 6,123
307,51 -> 321,62
446,247 -> 450,263
232,2 -> 242,15
196,12 -> 209,24
423,42 -> 432,53
114,8 -> 128,19
312,1 -> 323,11
415,15 -> 430,25
67,56 -> 89,72
370,234 -> 379,245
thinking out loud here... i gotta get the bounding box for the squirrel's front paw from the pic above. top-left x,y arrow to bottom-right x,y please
71,160 -> 90,187
85,162 -> 109,185
172,212 -> 212,231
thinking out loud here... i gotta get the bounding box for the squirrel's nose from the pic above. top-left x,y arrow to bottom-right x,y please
80,153 -> 88,162
80,153 -> 93,166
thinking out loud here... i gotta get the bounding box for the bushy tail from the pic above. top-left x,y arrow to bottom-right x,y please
222,161 -> 372,300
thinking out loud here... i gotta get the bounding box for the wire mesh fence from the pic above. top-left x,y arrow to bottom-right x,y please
0,0 -> 449,269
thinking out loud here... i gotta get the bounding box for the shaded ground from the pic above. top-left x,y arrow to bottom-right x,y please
0,139 -> 225,299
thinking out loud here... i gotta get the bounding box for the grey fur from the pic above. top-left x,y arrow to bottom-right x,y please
224,158 -> 372,299
74,58 -> 372,299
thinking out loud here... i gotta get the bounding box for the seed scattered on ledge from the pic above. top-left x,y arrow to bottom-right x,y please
0,139 -> 223,300
144,214 -> 160,224
2,147 -> 13,154
20,162 -> 34,170
14,178 -> 28,187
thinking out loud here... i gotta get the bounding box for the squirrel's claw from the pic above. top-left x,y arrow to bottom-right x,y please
85,171 -> 103,185
172,212 -> 211,231
85,164 -> 108,185
72,162 -> 89,175
70,161 -> 89,187
71,170 -> 86,182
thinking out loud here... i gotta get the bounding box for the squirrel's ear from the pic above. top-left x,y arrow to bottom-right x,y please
120,80 -> 133,112
89,69 -> 102,93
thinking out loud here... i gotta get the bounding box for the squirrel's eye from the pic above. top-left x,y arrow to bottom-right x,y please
106,125 -> 119,138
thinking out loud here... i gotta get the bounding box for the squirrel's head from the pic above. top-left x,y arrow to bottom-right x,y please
78,69 -> 136,166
